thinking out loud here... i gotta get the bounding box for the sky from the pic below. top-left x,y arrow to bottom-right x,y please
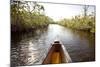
24,0 -> 95,5
40,3 -> 95,21
23,0 -> 95,21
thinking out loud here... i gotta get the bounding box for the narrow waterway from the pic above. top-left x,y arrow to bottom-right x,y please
11,24 -> 95,66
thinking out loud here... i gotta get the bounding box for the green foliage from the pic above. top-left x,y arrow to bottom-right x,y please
11,0 -> 53,32
58,15 -> 95,33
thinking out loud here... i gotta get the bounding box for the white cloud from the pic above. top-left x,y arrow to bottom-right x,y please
23,0 -> 95,21
24,0 -> 95,5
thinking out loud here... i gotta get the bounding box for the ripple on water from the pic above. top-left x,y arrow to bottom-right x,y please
11,24 -> 95,66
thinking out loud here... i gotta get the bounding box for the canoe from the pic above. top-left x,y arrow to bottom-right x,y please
42,40 -> 72,64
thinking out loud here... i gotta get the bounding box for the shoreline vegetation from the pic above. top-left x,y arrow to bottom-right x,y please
11,0 -> 95,34
58,15 -> 95,33
57,5 -> 95,33
11,1 -> 54,32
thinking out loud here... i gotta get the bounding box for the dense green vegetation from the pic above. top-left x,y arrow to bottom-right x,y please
11,1 -> 54,32
58,15 -> 95,33
11,1 -> 95,33
58,6 -> 95,33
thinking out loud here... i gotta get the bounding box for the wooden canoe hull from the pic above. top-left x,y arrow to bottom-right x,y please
42,41 -> 72,64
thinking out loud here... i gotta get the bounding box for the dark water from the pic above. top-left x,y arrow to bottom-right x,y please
11,24 -> 95,66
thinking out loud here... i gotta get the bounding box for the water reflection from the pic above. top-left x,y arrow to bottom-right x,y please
11,24 -> 95,66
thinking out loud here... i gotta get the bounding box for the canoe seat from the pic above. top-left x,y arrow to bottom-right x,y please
51,52 -> 61,64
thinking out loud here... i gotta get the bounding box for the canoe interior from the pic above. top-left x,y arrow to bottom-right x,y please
42,41 -> 72,64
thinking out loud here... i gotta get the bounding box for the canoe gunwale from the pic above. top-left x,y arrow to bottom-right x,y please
42,41 -> 72,64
